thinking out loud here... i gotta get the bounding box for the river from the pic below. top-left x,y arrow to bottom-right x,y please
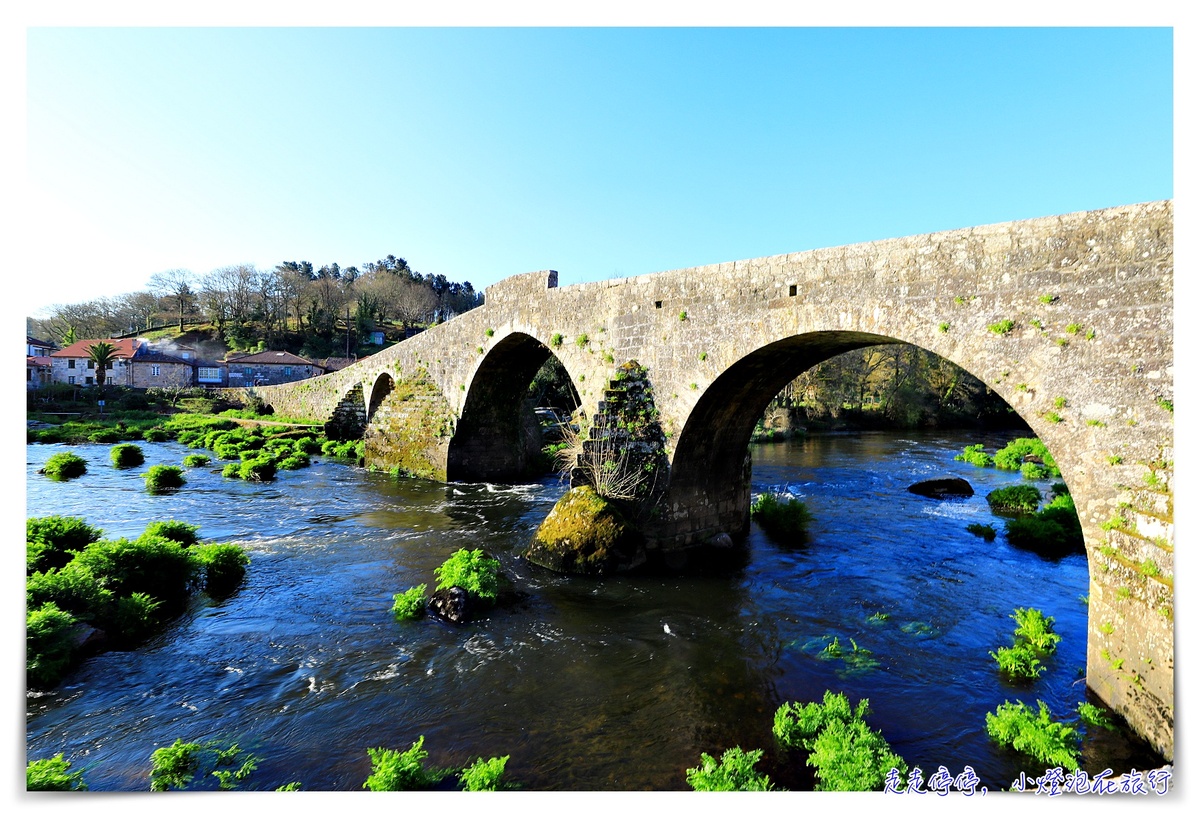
25,430 -> 1164,791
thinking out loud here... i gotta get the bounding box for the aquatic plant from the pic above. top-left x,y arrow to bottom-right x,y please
991,643 -> 1045,679
192,543 -> 250,598
985,700 -> 1081,771
1021,461 -> 1051,480
458,755 -> 510,791
993,438 -> 1059,475
182,453 -> 211,467
150,739 -> 261,791
954,443 -> 993,467
750,492 -> 813,539
26,753 -> 87,791
110,443 -> 145,469
685,747 -> 773,791
966,523 -> 996,541
435,549 -> 501,602
773,691 -> 907,791
985,484 -> 1041,513
363,736 -> 445,791
990,607 -> 1061,680
142,520 -> 200,546
392,584 -> 428,620
1004,493 -> 1083,555
27,515 -> 103,574
1077,702 -> 1116,731
26,602 -> 79,690
42,452 -> 87,481
144,464 -> 186,492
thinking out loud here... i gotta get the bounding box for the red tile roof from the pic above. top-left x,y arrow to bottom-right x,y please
50,339 -> 141,359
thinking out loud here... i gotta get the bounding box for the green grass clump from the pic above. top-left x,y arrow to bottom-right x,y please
954,444 -> 993,467
392,584 -> 428,620
363,737 -> 445,791
435,549 -> 501,602
27,515 -> 103,574
27,753 -> 87,791
550,332 -> 563,347
235,457 -> 277,482
966,523 -> 996,541
773,691 -> 906,791
150,739 -> 262,791
26,602 -> 80,690
751,492 -> 813,539
145,464 -> 185,493
192,543 -> 250,598
458,755 -> 510,791
1004,493 -> 1083,555
110,443 -> 145,469
42,452 -> 87,481
685,747 -> 773,791
182,453 -> 211,467
990,607 -> 1061,681
985,484 -> 1042,513
1021,461 -> 1052,480
994,437 -> 1059,475
985,700 -> 1081,771
988,319 -> 1015,334
142,520 -> 201,546
143,427 -> 170,442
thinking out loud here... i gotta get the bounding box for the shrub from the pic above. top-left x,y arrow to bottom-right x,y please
435,549 -> 501,602
954,444 -> 993,467
392,584 -> 428,620
773,691 -> 906,791
182,453 -> 211,467
145,464 -> 186,493
985,484 -> 1041,513
192,543 -> 250,598
26,602 -> 79,690
985,700 -> 1081,770
750,492 -> 813,539
42,452 -> 87,481
110,443 -> 145,469
27,515 -> 103,574
685,747 -> 773,791
363,737 -> 445,791
27,753 -> 87,791
458,755 -> 510,791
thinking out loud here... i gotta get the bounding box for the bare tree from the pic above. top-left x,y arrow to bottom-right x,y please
147,269 -> 198,331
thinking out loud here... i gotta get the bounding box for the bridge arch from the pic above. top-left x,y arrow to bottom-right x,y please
447,331 -> 578,482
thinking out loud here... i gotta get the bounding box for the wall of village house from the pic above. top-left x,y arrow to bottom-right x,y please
49,357 -> 129,386
129,363 -> 194,389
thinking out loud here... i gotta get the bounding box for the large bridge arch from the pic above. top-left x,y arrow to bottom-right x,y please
447,330 -> 578,482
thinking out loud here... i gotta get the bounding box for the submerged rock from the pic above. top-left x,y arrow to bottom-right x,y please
526,485 -> 644,575
908,477 -> 974,498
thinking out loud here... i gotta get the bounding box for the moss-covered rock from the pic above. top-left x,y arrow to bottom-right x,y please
526,485 -> 643,575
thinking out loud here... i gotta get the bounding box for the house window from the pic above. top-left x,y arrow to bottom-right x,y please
67,359 -> 75,369
244,367 -> 252,377
68,376 -> 75,384
85,376 -> 94,385
198,367 -> 220,382
87,360 -> 95,369
283,367 -> 292,376
151,365 -> 161,377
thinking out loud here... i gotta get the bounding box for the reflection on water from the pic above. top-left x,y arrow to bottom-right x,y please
25,431 -> 1164,790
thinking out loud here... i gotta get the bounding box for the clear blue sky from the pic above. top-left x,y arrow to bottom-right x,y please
19,24 -> 1173,317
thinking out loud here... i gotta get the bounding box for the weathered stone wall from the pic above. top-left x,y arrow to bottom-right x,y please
242,200 -> 1173,758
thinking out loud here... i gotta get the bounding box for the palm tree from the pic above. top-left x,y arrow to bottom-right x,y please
86,342 -> 118,407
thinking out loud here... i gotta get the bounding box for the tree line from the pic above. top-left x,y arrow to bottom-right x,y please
27,255 -> 483,359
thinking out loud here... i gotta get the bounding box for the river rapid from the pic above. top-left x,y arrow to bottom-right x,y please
25,430 -> 1165,791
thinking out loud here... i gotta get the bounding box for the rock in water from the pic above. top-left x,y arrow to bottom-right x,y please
908,477 -> 974,498
429,586 -> 472,624
526,485 -> 644,575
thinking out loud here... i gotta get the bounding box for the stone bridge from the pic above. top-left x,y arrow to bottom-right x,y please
244,200 -> 1173,759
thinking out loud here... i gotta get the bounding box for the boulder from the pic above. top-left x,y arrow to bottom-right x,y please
525,485 -> 644,575
428,586 -> 472,624
908,477 -> 974,498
